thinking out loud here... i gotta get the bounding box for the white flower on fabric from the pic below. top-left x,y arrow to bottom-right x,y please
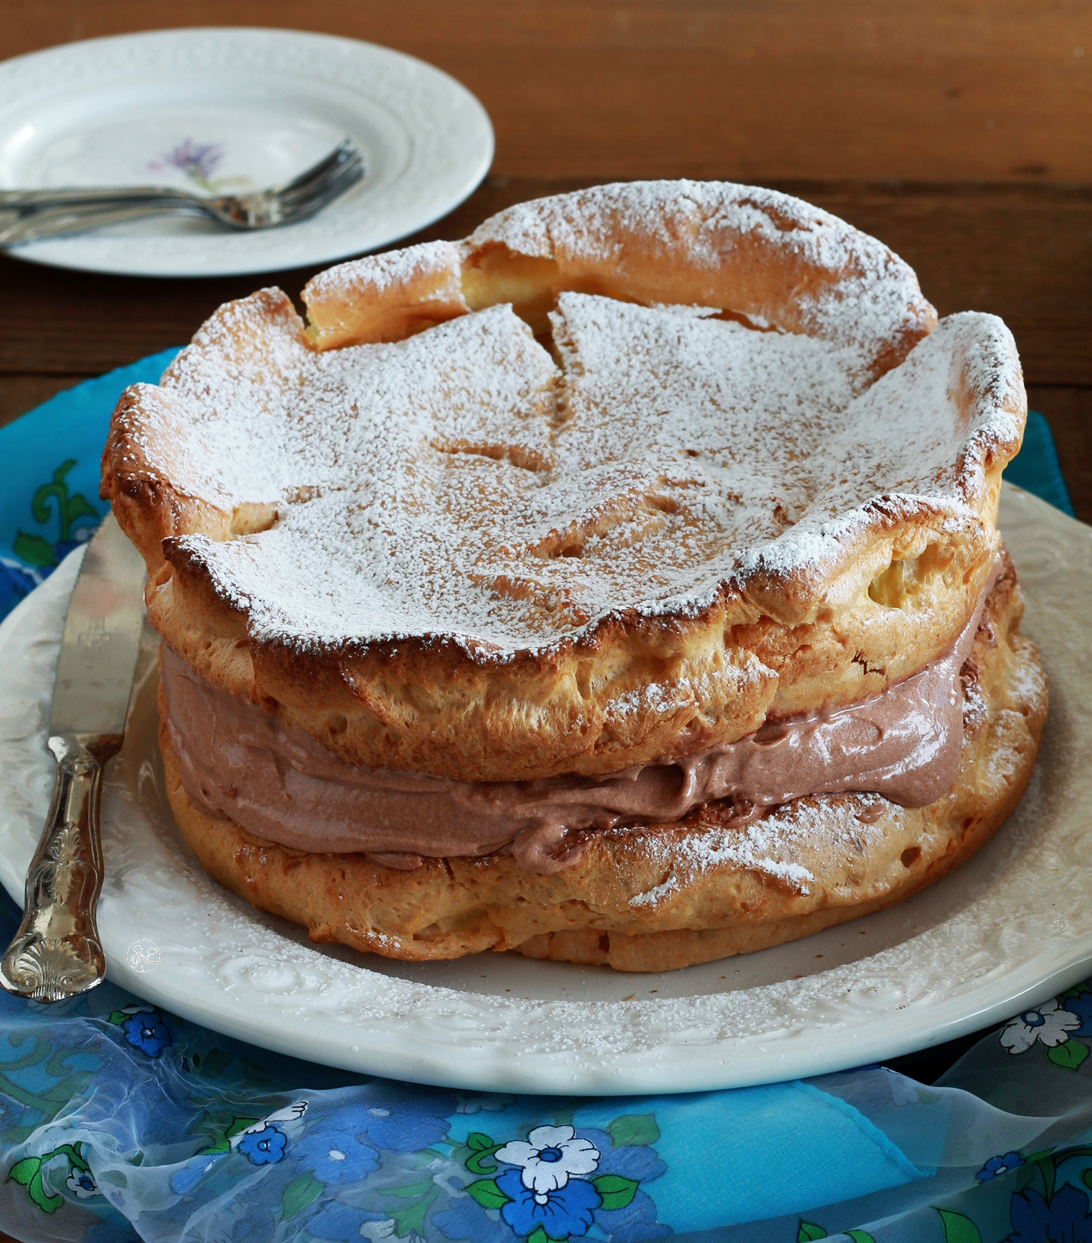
231,1119 -> 270,1145
884,1069 -> 922,1106
359,1220 -> 396,1242
1000,998 -> 1080,1054
455,1093 -> 516,1115
262,1100 -> 308,1125
495,1124 -> 600,1196
66,1169 -> 99,1199
230,1099 -> 308,1146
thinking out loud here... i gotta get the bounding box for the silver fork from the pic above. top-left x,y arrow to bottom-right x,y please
0,139 -> 365,244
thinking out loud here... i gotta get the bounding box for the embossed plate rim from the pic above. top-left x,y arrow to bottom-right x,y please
0,485 -> 1089,1094
0,27 -> 494,277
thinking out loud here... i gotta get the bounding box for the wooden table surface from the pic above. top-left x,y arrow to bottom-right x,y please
0,6 -> 1089,1239
1,3 -> 1089,521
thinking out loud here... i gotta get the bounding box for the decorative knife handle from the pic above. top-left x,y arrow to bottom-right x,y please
0,734 -> 119,1002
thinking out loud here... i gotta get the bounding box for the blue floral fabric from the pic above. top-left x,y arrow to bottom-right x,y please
3,887 -> 1092,1243
0,359 -> 1087,1243
0,350 -> 180,619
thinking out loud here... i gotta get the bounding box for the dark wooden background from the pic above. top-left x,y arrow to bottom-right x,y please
2,3 -> 1090,520
2,2 -> 1091,521
0,7 -> 1089,1237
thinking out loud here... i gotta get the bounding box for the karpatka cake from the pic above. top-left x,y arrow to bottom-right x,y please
101,181 -> 1047,972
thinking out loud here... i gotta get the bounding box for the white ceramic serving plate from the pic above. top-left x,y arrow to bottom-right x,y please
0,486 -> 1088,1095
0,28 -> 493,277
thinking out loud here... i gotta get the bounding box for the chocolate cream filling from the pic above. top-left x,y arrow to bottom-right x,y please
162,570 -> 996,875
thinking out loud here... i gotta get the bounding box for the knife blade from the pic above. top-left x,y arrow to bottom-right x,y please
0,514 -> 146,1002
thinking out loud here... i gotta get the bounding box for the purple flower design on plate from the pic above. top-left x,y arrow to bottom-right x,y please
151,139 -> 224,190
496,1166 -> 601,1238
1006,1184 -> 1092,1242
977,1151 -> 1025,1182
237,1124 -> 287,1165
121,1011 -> 171,1058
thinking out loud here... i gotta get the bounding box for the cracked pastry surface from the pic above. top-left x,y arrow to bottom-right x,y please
102,181 -> 1024,783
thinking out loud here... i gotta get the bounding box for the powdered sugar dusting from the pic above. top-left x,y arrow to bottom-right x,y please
467,180 -> 928,360
141,268 -> 1021,658
628,875 -> 682,907
629,794 -> 894,905
306,239 -> 463,302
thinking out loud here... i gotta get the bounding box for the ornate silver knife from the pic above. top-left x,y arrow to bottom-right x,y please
0,514 -> 145,1002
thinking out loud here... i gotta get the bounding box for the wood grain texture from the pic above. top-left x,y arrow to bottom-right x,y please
1,2 -> 1091,181
0,374 -> 89,426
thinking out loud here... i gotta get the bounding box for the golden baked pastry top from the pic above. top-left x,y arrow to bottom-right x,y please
102,181 -> 1027,781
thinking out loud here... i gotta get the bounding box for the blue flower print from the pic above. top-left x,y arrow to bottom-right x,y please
237,1124 -> 287,1165
65,1168 -> 99,1199
977,1151 -> 1025,1182
53,527 -> 95,562
571,1123 -> 667,1237
0,1094 -> 21,1134
455,1093 -> 516,1115
579,1125 -> 663,1185
169,1153 -> 226,1194
121,1011 -> 171,1058
1006,1185 -> 1092,1242
496,1123 -> 600,1195
293,1127 -> 378,1183
231,1208 -> 277,1243
496,1166 -> 601,1238
341,1094 -> 450,1153
433,1197 -> 514,1243
83,1217 -> 138,1243
1065,990 -> 1092,1038
306,1203 -> 390,1241
0,556 -> 40,618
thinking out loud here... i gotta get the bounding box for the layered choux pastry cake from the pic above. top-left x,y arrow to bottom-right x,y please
101,181 -> 1047,972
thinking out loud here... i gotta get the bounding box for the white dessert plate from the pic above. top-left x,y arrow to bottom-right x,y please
0,486 -> 1089,1095
0,28 -> 493,277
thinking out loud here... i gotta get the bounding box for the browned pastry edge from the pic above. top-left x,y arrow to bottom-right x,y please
301,184 -> 939,371
157,576 -> 1047,972
101,181 -> 1025,782
135,497 -> 1007,783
